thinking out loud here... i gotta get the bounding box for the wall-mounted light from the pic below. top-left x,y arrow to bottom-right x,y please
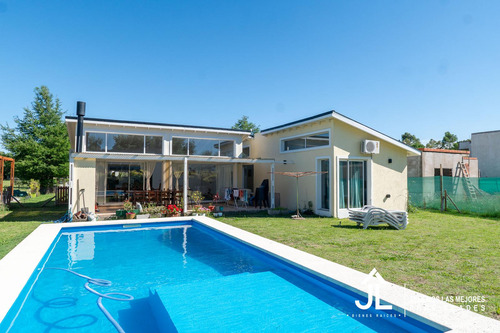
385,194 -> 391,199
388,158 -> 392,164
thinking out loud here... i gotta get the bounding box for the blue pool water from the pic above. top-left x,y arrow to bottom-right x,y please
0,222 -> 443,332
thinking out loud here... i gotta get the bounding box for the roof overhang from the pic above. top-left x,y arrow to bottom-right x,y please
70,152 -> 276,164
65,116 -> 252,137
261,111 -> 421,156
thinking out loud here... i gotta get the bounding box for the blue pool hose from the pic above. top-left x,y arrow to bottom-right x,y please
46,267 -> 134,333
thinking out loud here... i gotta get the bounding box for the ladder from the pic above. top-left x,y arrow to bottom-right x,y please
457,161 -> 477,200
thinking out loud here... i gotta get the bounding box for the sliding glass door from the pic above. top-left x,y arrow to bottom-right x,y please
339,160 -> 368,210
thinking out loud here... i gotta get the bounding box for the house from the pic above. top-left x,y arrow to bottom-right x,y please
407,148 -> 479,178
248,111 -> 419,218
65,104 -> 420,218
470,130 -> 500,178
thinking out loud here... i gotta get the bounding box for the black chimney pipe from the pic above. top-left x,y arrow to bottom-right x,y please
76,101 -> 86,153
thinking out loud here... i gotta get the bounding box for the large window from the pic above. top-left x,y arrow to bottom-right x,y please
86,133 -> 105,152
108,134 -> 144,153
172,137 -> 234,157
85,132 -> 163,154
339,160 -> 367,209
282,131 -> 329,152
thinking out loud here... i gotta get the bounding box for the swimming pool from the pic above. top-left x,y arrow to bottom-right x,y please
0,217 -> 497,332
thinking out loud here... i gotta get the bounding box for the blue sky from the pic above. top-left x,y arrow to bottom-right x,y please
0,0 -> 499,145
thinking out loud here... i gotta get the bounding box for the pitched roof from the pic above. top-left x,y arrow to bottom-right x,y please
261,110 -> 420,155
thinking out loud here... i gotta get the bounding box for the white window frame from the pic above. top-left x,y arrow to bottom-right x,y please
170,136 -> 235,158
280,129 -> 331,154
315,156 -> 332,217
336,156 -> 372,219
84,131 -> 163,155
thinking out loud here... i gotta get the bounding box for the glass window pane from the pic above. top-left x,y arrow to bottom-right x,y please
106,164 -> 129,203
108,134 -> 144,153
172,138 -> 188,155
284,138 -> 305,151
146,136 -> 162,154
190,138 -> 219,156
349,161 -> 364,208
320,159 -> 329,209
220,140 -> 234,157
242,146 -> 250,158
86,132 -> 105,152
129,164 -> 144,190
306,132 -> 329,148
339,161 -> 348,209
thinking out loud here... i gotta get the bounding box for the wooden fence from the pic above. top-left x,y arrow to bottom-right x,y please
55,186 -> 69,205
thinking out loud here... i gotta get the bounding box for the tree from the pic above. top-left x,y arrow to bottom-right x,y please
441,131 -> 458,150
425,139 -> 442,148
401,132 -> 424,149
1,86 -> 70,192
232,116 -> 260,134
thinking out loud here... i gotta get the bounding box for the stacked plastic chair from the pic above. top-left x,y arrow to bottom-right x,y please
348,205 -> 408,230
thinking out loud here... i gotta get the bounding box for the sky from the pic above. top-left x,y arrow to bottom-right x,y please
0,0 -> 499,146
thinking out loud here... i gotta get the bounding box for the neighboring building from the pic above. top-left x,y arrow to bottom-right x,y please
457,140 -> 471,151
407,148 -> 479,178
66,109 -> 420,218
471,130 -> 500,178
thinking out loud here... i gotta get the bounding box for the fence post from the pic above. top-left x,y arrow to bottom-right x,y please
444,189 -> 448,211
440,164 -> 444,212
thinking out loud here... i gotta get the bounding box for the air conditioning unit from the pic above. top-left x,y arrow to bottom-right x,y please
361,140 -> 380,154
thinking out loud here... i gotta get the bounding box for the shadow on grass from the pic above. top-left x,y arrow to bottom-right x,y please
332,221 -> 396,231
0,201 -> 66,222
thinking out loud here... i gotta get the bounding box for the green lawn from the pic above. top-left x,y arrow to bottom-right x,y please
0,194 -> 66,258
219,210 -> 500,320
0,205 -> 498,320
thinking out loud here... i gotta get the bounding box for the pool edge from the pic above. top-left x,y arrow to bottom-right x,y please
0,216 -> 498,332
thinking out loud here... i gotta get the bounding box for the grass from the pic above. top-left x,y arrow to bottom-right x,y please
0,194 -> 66,258
218,209 -> 500,320
0,203 -> 498,320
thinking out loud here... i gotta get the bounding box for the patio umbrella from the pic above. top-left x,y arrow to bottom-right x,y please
271,171 -> 327,219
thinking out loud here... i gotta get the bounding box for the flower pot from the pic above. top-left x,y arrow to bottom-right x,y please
126,213 -> 136,219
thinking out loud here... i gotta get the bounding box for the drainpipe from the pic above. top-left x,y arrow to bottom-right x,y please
76,101 -> 86,153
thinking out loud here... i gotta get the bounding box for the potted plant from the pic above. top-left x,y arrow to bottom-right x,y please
165,204 -> 181,217
142,203 -> 163,218
123,200 -> 136,219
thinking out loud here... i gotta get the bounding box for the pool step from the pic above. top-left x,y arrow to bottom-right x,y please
148,271 -> 367,332
117,297 -> 162,333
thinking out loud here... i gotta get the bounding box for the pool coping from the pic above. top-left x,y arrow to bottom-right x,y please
0,217 -> 498,332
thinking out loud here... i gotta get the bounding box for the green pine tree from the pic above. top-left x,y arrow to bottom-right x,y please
1,86 -> 70,192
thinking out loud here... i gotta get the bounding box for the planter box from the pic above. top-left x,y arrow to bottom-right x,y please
116,210 -> 127,219
136,214 -> 150,219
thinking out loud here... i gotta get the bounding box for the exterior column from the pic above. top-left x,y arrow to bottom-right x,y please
270,162 -> 275,208
68,156 -> 74,213
183,157 -> 188,213
232,163 -> 238,188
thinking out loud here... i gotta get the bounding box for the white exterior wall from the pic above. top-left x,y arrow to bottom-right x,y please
251,118 -> 411,218
471,131 -> 500,178
70,158 -> 96,214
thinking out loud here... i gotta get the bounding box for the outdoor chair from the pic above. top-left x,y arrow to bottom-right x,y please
348,205 -> 408,230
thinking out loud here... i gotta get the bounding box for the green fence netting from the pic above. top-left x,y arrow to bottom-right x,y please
408,177 -> 500,216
